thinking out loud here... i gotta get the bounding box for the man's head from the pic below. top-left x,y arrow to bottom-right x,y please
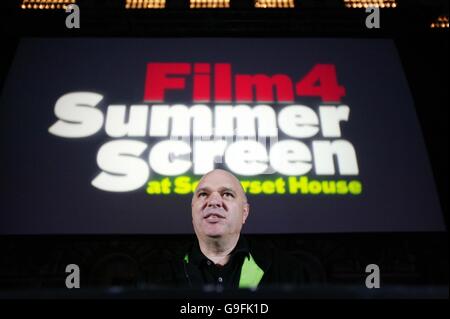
191,169 -> 249,241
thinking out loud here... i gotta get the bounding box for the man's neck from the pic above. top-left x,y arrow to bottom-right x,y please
198,235 -> 240,266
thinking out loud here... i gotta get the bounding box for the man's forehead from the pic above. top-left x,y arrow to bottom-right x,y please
193,169 -> 247,202
197,174 -> 238,189
196,170 -> 241,190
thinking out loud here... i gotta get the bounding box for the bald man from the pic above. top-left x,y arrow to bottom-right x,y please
191,169 -> 249,266
166,169 -> 310,289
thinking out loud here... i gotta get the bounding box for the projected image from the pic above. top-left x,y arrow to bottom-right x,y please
0,38 -> 444,234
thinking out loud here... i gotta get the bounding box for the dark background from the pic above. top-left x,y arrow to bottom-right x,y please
0,0 -> 448,294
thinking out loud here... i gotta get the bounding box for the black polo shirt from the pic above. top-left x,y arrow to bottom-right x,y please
188,236 -> 250,288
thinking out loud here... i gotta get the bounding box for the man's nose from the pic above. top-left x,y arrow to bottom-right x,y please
207,192 -> 223,207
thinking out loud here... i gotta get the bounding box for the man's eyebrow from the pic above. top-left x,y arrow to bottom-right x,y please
195,187 -> 210,194
219,187 -> 236,194
194,186 -> 237,194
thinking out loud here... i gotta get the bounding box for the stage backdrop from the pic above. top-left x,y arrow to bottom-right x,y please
0,38 -> 445,234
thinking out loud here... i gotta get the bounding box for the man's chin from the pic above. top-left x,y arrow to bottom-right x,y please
205,231 -> 224,238
204,228 -> 225,238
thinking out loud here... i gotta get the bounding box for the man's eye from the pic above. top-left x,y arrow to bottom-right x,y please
198,192 -> 207,198
224,192 -> 234,198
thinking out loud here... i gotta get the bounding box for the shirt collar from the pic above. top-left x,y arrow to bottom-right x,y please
190,236 -> 250,266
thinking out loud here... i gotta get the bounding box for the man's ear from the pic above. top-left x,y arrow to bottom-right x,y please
242,203 -> 250,224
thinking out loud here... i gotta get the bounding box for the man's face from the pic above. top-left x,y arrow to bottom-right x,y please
191,170 -> 249,239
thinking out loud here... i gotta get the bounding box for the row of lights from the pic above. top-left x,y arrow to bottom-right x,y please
20,0 -> 407,10
431,15 -> 449,29
344,0 -> 397,9
125,0 -> 166,9
255,0 -> 294,9
14,0 -> 450,31
19,0 -> 449,16
189,0 -> 230,9
21,0 -> 75,10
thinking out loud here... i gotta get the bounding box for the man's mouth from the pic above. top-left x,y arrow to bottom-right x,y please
203,210 -> 226,221
204,214 -> 224,223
